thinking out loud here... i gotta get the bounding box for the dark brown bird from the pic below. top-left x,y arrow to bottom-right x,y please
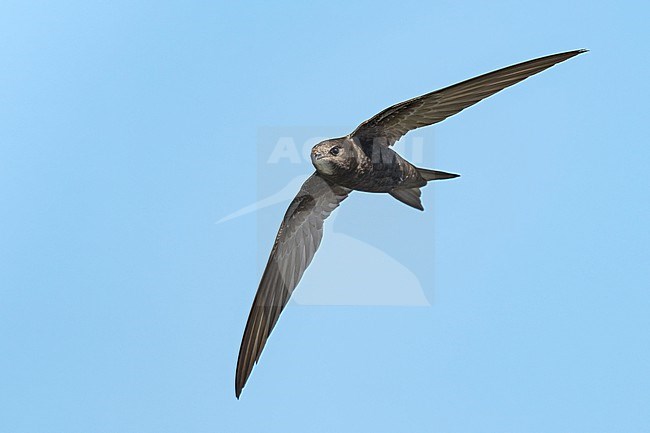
235,49 -> 586,398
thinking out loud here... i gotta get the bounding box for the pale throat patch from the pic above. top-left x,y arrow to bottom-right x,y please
313,158 -> 335,175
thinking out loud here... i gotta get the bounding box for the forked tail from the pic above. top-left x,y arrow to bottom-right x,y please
388,167 -> 459,211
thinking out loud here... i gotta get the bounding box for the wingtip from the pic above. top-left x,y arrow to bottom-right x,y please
235,372 -> 244,399
546,49 -> 588,65
554,49 -> 588,59
570,48 -> 589,56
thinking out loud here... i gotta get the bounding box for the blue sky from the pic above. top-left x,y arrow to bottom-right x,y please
1,1 -> 649,432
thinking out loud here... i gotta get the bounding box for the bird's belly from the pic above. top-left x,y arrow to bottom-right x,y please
340,167 -> 419,193
349,177 -> 402,193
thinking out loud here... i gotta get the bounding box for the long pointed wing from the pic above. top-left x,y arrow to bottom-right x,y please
235,173 -> 350,398
351,49 -> 586,147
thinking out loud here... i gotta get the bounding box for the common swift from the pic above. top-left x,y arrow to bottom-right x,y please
236,49 -> 586,398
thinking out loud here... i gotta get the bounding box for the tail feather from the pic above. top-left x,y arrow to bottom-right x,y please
389,187 -> 424,211
417,167 -> 460,181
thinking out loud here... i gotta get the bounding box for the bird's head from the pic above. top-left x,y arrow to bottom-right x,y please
310,138 -> 354,176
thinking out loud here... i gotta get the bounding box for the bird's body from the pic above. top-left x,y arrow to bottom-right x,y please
235,49 -> 586,398
311,137 -> 435,193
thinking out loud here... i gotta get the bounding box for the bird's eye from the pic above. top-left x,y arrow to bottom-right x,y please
329,146 -> 340,156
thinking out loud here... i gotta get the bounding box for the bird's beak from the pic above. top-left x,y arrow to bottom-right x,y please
311,151 -> 323,162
